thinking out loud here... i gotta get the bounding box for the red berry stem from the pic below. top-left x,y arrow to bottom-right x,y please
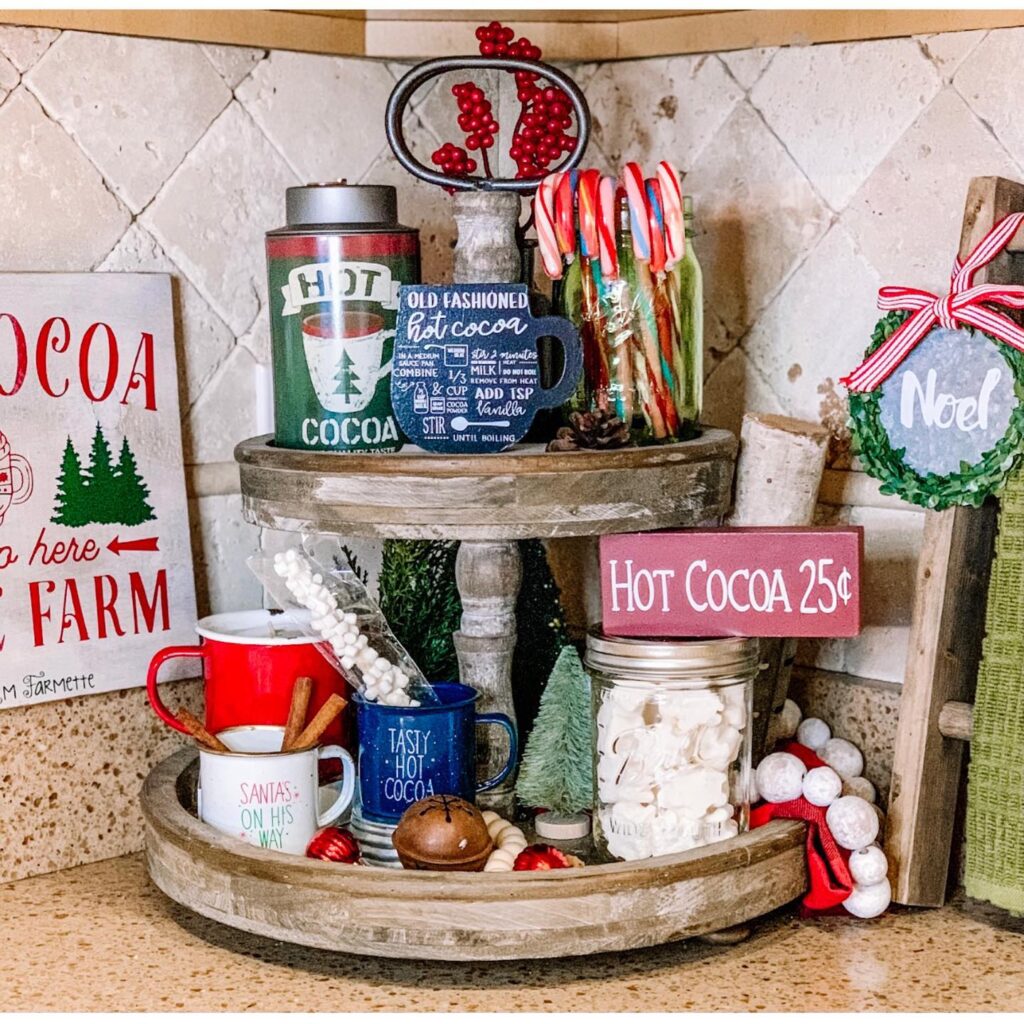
429,20 -> 580,191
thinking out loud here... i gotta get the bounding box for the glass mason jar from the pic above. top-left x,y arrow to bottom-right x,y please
585,632 -> 757,862
560,194 -> 703,443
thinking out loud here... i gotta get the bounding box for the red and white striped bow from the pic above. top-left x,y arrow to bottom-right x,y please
842,212 -> 1024,392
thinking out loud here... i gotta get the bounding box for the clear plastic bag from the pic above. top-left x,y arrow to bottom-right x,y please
248,535 -> 439,707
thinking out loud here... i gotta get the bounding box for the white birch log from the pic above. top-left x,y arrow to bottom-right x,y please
726,413 -> 830,761
726,413 -> 829,528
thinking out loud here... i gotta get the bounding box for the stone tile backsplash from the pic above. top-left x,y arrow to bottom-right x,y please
0,22 -> 1013,878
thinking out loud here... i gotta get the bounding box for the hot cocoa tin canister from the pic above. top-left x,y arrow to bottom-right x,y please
267,183 -> 420,452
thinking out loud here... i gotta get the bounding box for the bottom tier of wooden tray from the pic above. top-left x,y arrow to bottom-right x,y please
142,749 -> 807,961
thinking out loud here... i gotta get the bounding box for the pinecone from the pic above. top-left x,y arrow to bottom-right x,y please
546,410 -> 634,452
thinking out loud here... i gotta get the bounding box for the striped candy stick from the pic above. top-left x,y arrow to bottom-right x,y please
534,171 -> 564,280
577,168 -> 615,411
577,169 -> 602,261
656,160 -> 685,268
601,183 -> 635,422
645,177 -> 668,277
597,175 -> 620,279
554,170 -> 578,261
622,162 -> 652,263
646,176 -> 685,416
623,163 -> 677,435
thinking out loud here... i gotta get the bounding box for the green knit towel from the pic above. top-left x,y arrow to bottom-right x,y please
965,468 -> 1024,914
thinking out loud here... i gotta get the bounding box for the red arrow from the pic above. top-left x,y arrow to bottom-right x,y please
108,535 -> 159,556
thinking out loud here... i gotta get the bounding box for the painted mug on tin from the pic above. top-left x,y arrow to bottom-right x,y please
301,310 -> 394,415
354,682 -> 517,824
197,725 -> 355,855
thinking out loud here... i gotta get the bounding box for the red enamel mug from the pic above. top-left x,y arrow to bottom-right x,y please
146,609 -> 353,748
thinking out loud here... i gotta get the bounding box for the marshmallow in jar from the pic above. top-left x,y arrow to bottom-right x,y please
585,632 -> 757,862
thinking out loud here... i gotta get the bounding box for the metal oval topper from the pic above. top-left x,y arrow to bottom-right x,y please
386,56 -> 590,194
391,284 -> 581,453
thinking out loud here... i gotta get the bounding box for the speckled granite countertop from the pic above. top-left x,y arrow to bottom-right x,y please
2,854 -> 1023,1011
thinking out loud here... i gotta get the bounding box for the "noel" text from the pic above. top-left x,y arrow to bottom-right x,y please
900,367 -> 1002,432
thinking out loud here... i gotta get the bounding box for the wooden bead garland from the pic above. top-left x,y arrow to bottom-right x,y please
481,810 -> 528,871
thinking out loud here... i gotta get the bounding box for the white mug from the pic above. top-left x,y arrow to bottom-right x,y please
301,310 -> 393,414
197,725 -> 354,855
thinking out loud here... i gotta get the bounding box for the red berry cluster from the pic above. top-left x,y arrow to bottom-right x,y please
429,20 -> 578,188
509,80 -> 576,180
475,20 -> 540,61
452,82 -> 498,152
431,141 -> 477,179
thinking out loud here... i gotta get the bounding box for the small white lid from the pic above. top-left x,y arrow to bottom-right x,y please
535,811 -> 591,840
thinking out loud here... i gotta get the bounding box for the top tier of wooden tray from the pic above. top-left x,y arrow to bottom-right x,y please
235,429 -> 737,541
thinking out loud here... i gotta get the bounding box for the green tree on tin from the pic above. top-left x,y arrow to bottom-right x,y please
52,436 -> 90,527
335,349 -> 362,402
515,645 -> 593,814
112,436 -> 155,526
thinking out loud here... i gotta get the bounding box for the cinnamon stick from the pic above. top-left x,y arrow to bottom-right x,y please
281,676 -> 313,751
176,707 -> 230,753
285,693 -> 347,752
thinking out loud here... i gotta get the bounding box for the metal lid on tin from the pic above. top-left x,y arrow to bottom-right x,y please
285,182 -> 398,227
585,628 -> 759,682
535,811 -> 591,840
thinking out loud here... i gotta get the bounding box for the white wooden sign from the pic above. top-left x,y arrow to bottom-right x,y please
0,273 -> 196,709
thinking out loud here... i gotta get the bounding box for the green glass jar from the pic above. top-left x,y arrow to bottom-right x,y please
559,194 -> 703,443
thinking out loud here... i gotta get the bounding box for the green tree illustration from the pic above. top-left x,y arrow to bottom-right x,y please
515,645 -> 593,814
52,436 -> 89,527
113,436 -> 155,526
82,423 -> 118,524
335,349 -> 362,402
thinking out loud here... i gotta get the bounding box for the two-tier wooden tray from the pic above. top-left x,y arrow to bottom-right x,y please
142,431 -> 809,959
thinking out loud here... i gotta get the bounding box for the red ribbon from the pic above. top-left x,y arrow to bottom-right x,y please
842,212 -> 1024,392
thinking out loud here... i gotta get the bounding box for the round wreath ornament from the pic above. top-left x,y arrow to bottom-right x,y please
848,313 -> 1024,509
843,214 -> 1024,511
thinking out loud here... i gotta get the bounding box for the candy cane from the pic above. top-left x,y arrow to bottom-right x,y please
554,170 -> 577,260
597,175 -> 619,279
657,160 -> 685,268
577,169 -> 602,261
645,177 -> 667,276
622,162 -> 651,263
534,172 -> 564,280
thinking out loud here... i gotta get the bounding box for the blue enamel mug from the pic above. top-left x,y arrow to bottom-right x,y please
353,682 -> 517,824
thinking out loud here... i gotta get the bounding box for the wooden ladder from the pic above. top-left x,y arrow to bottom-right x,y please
885,175 -> 1024,906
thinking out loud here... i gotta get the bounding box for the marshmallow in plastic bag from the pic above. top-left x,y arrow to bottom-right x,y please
247,540 -> 439,708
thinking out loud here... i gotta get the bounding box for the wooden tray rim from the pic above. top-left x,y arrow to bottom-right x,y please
234,429 -> 737,479
143,749 -> 805,899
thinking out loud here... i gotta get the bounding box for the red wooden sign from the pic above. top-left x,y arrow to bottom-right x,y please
600,528 -> 863,638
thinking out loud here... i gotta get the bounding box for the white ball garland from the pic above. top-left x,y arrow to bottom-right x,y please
848,845 -> 889,887
842,776 -> 877,804
843,878 -> 892,919
768,698 -> 802,745
825,795 -> 879,851
796,717 -> 831,750
755,705 -> 891,919
802,765 -> 843,807
817,737 -> 864,780
755,752 -> 806,803
273,548 -> 417,707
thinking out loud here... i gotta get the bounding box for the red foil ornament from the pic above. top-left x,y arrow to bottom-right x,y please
306,826 -> 361,864
512,843 -> 582,871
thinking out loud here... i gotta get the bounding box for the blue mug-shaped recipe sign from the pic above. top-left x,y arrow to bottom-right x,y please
392,283 -> 582,453
354,682 -> 517,824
